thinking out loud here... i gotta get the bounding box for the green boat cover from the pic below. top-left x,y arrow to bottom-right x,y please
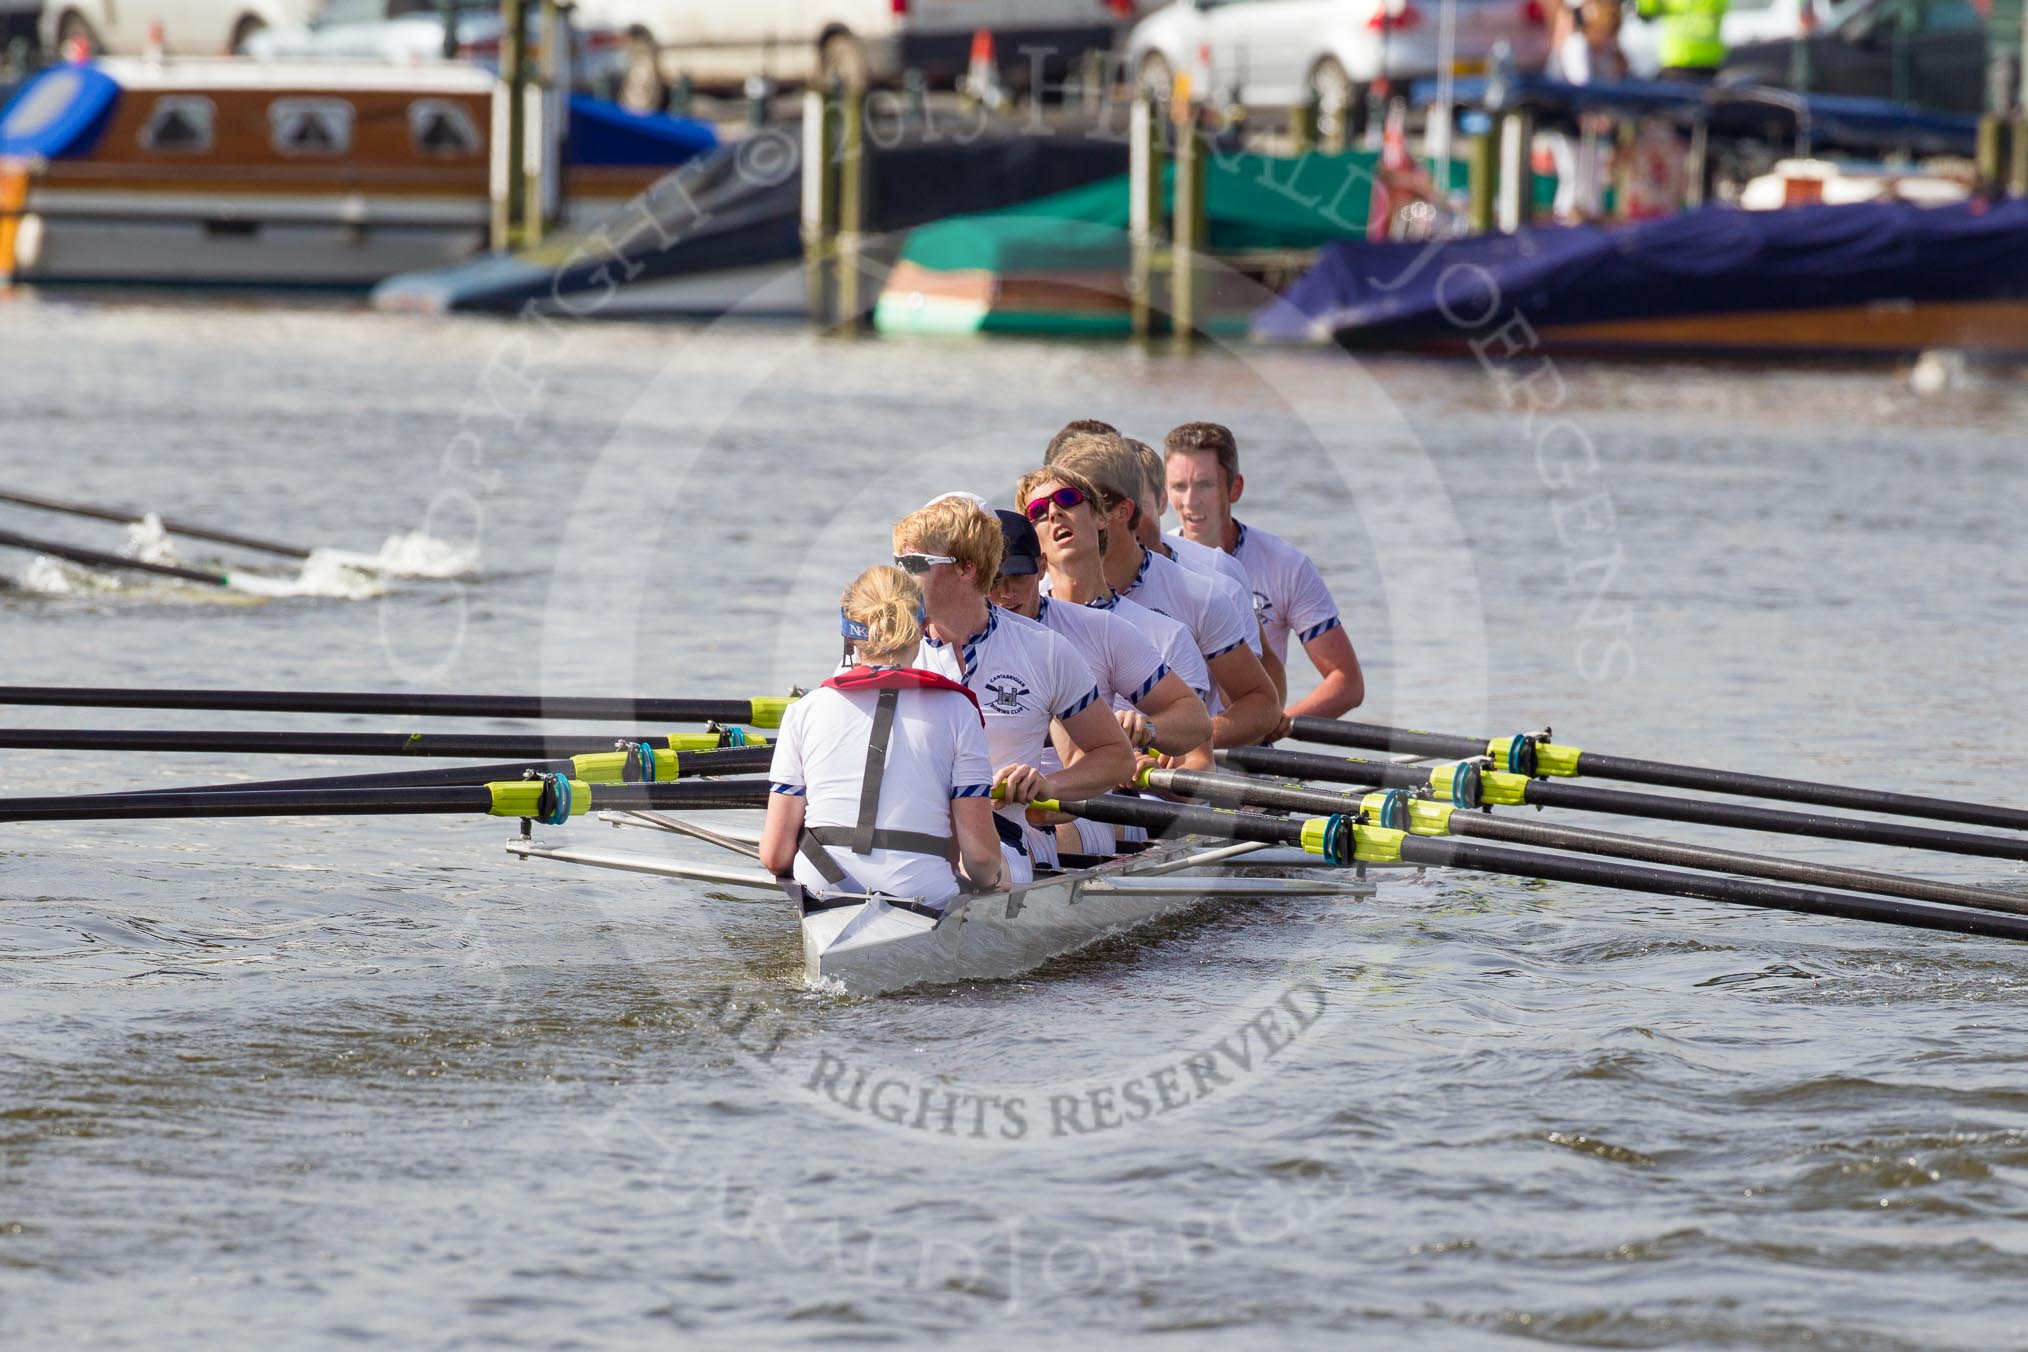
894,149 -> 1557,277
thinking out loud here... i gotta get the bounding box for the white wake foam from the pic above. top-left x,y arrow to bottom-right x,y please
309,532 -> 478,580
122,514 -> 182,566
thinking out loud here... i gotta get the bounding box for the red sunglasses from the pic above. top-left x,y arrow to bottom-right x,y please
1024,485 -> 1087,523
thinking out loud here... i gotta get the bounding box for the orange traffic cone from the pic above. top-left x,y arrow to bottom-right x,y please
144,20 -> 165,60
965,29 -> 1002,109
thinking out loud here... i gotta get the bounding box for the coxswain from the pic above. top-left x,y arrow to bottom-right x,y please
891,495 -> 1138,882
1164,421 -> 1365,727
1046,432 -> 1282,748
759,565 -> 1006,905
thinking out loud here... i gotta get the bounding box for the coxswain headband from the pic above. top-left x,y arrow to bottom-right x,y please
838,602 -> 928,641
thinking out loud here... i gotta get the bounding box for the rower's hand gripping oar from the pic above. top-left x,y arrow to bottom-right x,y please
1287,716 -> 2028,833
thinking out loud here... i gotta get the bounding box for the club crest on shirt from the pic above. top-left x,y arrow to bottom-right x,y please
1252,589 -> 1273,620
980,674 -> 1033,714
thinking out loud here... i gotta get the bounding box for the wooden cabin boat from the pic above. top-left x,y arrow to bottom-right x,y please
0,57 -> 714,290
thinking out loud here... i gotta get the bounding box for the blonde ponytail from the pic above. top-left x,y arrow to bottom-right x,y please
841,565 -> 925,667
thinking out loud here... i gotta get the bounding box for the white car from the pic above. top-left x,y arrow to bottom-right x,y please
242,0 -> 626,91
572,0 -> 1131,110
38,0 -> 311,56
1127,0 -> 1552,136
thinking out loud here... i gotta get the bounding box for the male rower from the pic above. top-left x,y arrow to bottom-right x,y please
1165,421 -> 1365,726
893,496 -> 1137,883
1046,421 -> 1252,602
987,501 -> 1212,764
1047,432 -> 1282,748
988,503 -> 1212,857
1122,435 -> 1287,707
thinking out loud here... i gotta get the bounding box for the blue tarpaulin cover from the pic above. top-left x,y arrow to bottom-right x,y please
564,95 -> 716,168
1254,199 -> 2028,347
0,63 -> 120,159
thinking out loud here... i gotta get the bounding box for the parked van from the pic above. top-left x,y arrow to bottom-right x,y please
575,0 -> 1134,110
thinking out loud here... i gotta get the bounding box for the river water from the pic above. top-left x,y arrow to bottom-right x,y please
3,294 -> 2028,1348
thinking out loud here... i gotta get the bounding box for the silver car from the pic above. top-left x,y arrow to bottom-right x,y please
1127,0 -> 1553,135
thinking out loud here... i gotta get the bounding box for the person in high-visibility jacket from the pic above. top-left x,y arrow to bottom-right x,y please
1634,0 -> 1730,81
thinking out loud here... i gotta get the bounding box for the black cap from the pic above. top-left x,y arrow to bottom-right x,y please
994,508 -> 1040,576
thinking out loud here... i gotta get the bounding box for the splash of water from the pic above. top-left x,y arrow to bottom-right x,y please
121,515 -> 181,566
309,532 -> 478,580
228,554 -> 387,601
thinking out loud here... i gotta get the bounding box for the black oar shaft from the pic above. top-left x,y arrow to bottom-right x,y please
0,729 -> 680,757
128,746 -> 776,795
1569,751 -> 2028,833
0,529 -> 229,586
1051,794 -> 1304,848
1447,810 -> 2028,917
1524,778 -> 2028,863
1151,767 -> 1364,817
0,779 -> 770,824
1228,742 -> 2028,862
1402,835 -> 2028,944
1287,716 -> 2028,833
1155,766 -> 2027,916
0,687 -> 764,723
1217,745 -> 1428,792
0,487 -> 311,559
1288,718 -> 1486,761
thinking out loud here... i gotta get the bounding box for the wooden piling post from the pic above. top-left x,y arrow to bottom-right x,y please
491,0 -> 528,252
1685,110 -> 1710,209
835,87 -> 867,332
1171,104 -> 1208,343
1495,109 -> 1531,232
1467,131 -> 1497,235
1081,49 -> 1108,118
1290,95 -> 1317,156
1129,92 -> 1162,340
1977,114 -> 2005,192
801,88 -> 840,327
2010,115 -> 2028,196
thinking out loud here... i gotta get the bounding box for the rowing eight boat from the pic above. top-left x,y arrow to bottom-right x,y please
508,815 -> 1372,996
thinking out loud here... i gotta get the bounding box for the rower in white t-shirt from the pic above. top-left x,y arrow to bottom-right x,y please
1163,421 -> 1364,730
1045,433 -> 1283,748
760,566 -> 1005,907
892,495 -> 1137,882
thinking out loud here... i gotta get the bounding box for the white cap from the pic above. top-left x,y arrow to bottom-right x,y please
922,491 -> 992,513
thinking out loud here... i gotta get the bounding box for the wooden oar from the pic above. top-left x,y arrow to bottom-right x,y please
0,486 -> 312,559
123,745 -> 776,795
1043,793 -> 2028,944
0,777 -> 770,824
0,527 -> 238,588
0,728 -> 767,757
0,686 -> 798,727
1144,766 -> 2028,918
1220,745 -> 2028,863
1287,715 -> 2028,832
